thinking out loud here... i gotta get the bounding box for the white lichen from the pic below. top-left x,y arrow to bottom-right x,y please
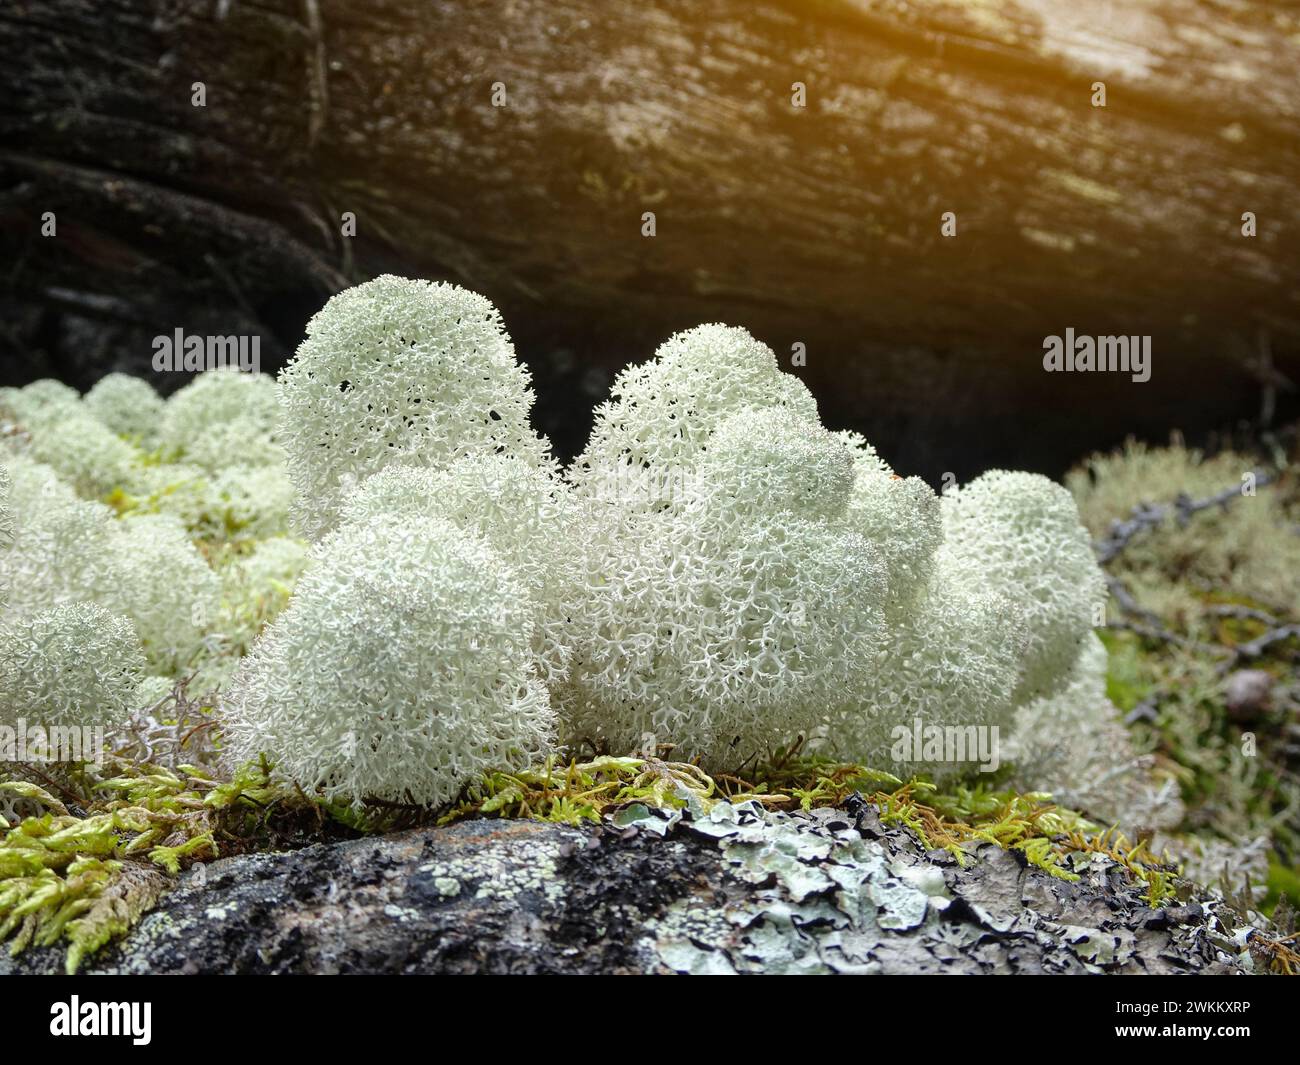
27,411 -> 141,499
222,514 -> 555,807
336,455 -> 575,683
83,373 -> 166,446
278,275 -> 550,541
937,470 -> 1106,705
0,602 -> 146,738
159,368 -> 281,472
560,400 -> 890,768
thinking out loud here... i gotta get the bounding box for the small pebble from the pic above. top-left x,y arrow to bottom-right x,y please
1224,669 -> 1273,720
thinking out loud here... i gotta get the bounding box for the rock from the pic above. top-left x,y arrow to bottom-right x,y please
1225,669 -> 1274,721
0,802 -> 1255,974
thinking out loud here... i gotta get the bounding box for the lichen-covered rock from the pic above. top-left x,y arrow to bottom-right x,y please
0,801 -> 1256,975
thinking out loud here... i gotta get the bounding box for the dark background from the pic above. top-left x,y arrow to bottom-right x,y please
2,0 -> 1297,479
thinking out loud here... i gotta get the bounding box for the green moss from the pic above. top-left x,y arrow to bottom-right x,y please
1264,860 -> 1300,917
435,755 -> 754,828
1097,630 -> 1148,713
0,758 -> 290,972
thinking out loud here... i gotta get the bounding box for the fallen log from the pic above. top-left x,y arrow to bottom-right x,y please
2,0 -> 1298,477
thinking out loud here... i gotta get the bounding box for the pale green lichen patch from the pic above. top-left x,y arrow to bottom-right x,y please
642,798 -> 1261,975
649,804 -> 940,973
418,833 -> 575,905
1061,924 -> 1136,967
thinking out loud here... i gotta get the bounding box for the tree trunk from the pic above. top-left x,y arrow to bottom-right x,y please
2,0 -> 1298,478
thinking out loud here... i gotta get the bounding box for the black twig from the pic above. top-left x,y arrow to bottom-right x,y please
1095,469 -> 1276,564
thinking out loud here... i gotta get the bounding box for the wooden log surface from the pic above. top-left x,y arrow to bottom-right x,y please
1,0 -> 1297,477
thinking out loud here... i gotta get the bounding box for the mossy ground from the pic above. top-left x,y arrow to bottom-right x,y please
1074,432 -> 1300,912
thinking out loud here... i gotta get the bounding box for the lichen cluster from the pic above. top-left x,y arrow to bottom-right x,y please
0,276 -> 1172,812
1,275 -> 1293,971
560,326 -> 1106,779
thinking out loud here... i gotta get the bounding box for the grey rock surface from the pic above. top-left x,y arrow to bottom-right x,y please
0,800 -> 1254,974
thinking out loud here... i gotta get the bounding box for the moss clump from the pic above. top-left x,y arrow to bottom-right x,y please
0,758 -> 304,972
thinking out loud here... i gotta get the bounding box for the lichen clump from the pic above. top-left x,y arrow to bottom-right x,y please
223,512 -> 554,808
0,603 -> 145,734
558,323 -> 1106,779
278,275 -> 549,541
3,275 -> 1292,973
0,278 -> 1130,818
561,374 -> 893,765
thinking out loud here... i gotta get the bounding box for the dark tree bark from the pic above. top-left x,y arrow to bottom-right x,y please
1,0 -> 1297,477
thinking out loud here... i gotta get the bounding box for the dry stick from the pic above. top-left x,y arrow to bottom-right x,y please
1103,573 -> 1226,656
1095,469 -> 1276,564
1235,625 -> 1300,661
1095,467 -> 1300,666
1208,603 -> 1281,627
